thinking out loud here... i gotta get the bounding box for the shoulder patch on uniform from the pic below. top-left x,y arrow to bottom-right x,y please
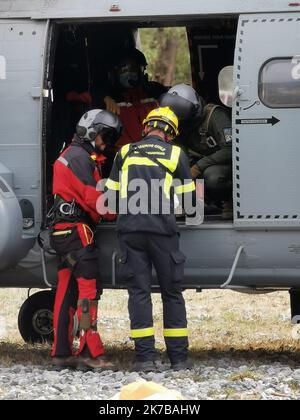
223,128 -> 232,143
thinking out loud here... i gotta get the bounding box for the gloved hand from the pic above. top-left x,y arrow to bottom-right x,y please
190,164 -> 201,179
104,96 -> 120,115
66,91 -> 92,104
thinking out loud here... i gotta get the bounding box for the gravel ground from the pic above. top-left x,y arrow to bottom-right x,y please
1,355 -> 300,400
1,289 -> 300,400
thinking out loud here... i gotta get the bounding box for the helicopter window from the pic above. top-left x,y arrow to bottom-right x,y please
259,57 -> 300,108
139,27 -> 192,86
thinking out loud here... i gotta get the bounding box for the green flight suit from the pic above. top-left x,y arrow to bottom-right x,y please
174,104 -> 232,203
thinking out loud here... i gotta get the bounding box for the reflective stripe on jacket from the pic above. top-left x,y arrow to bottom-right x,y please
106,135 -> 195,235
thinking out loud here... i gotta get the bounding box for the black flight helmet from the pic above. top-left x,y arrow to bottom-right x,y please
114,48 -> 147,89
160,83 -> 202,125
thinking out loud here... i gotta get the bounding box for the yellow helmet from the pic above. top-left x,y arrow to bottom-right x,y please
142,106 -> 179,138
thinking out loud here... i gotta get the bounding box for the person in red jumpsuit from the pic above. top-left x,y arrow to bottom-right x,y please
50,109 -> 122,368
103,48 -> 167,151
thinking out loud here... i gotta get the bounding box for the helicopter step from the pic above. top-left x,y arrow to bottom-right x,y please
0,171 -> 35,272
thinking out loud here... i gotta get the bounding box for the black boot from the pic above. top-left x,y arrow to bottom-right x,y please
130,360 -> 157,372
170,359 -> 194,371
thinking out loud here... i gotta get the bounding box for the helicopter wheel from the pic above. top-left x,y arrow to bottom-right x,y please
18,290 -> 55,344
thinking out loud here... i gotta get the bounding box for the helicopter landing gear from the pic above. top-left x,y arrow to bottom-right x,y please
290,289 -> 300,323
18,290 -> 55,344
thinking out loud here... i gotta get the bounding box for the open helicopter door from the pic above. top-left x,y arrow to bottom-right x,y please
233,14 -> 300,228
0,19 -> 49,271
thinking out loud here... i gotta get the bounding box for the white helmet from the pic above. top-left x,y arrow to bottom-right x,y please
76,109 -> 122,145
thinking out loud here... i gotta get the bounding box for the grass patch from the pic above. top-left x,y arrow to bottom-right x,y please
0,341 -> 50,367
223,387 -> 239,399
1,288 -> 300,367
288,380 -> 300,392
190,374 -> 206,382
207,388 -> 239,399
229,370 -> 262,382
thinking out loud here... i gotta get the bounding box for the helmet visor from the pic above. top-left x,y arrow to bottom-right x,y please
96,126 -> 120,146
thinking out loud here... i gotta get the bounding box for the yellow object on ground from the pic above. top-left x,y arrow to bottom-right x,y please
112,380 -> 185,400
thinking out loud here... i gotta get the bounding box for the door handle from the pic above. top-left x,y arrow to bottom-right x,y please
233,86 -> 243,100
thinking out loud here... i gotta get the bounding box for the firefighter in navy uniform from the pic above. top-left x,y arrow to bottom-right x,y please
106,107 -> 196,371
50,109 -> 122,368
160,84 -> 232,219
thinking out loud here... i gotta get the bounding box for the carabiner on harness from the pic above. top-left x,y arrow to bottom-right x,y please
59,199 -> 76,216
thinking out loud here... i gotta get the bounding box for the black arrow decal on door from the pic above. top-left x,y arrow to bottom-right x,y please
236,116 -> 280,126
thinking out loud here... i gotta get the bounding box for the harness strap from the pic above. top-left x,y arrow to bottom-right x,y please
203,103 -> 220,133
64,244 -> 95,269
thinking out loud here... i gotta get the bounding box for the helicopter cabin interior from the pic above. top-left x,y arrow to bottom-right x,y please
44,18 -> 238,223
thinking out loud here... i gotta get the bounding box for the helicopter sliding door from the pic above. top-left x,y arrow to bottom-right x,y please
0,19 -> 49,270
233,14 -> 300,228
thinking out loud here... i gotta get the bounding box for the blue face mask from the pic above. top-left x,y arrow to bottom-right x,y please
119,72 -> 139,89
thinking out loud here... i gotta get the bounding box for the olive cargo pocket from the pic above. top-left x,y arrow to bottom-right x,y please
170,250 -> 186,282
